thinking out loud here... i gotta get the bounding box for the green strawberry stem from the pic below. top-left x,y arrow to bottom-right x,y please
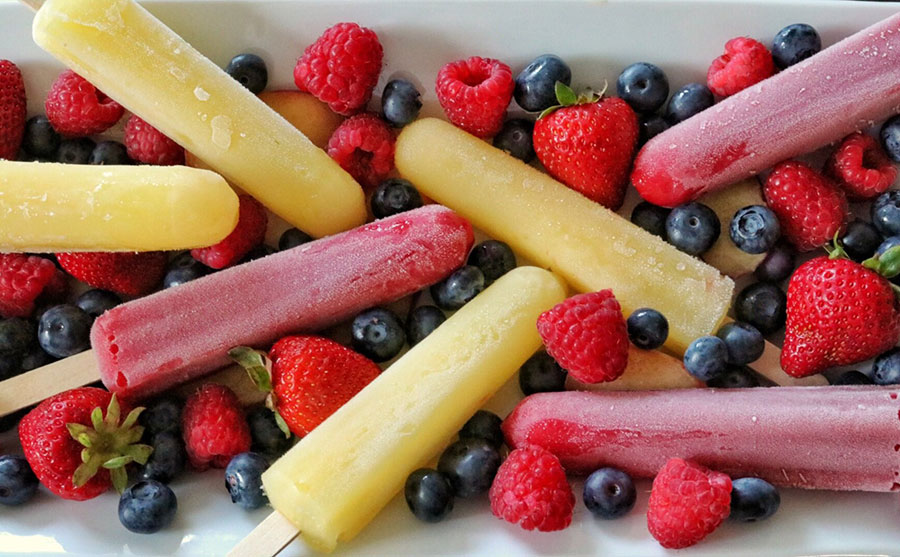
229,346 -> 291,439
863,245 -> 900,279
538,80 -> 609,119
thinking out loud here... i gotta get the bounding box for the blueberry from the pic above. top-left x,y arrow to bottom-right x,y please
0,455 -> 38,506
0,354 -> 22,381
351,307 -> 406,362
626,308 -> 668,350
638,114 -> 669,147
665,83 -> 714,124
278,228 -> 313,251
89,140 -> 131,165
514,54 -> 572,112
880,115 -> 900,163
616,62 -> 669,114
225,53 -> 267,94
37,304 -> 92,359
240,245 -> 275,264
683,336 -> 728,381
706,366 -> 760,388
404,468 -> 454,523
22,115 -> 60,157
139,432 -> 186,484
730,477 -> 780,522
75,289 -> 122,321
492,119 -> 535,162
840,220 -> 883,262
406,305 -> 446,346
225,452 -> 270,510
430,266 -> 485,310
0,407 -> 30,434
730,205 -> 780,254
518,351 -> 567,395
458,410 -> 504,449
381,79 -> 422,128
371,178 -> 423,219
666,202 -> 720,255
118,480 -> 178,534
872,347 -> 900,385
247,406 -> 292,455
55,137 -> 96,164
163,252 -> 210,288
876,235 -> 900,257
139,396 -> 183,437
437,438 -> 501,498
716,321 -> 764,365
735,282 -> 787,335
754,242 -> 796,283
583,467 -> 636,520
831,370 -> 873,386
467,240 -> 516,285
871,191 -> 900,237
0,318 -> 35,356
772,23 -> 821,69
631,201 -> 671,238
20,346 -> 55,372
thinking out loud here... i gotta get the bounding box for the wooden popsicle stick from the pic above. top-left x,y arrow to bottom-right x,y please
17,0 -> 43,12
0,350 -> 99,416
228,511 -> 298,557
748,339 -> 828,386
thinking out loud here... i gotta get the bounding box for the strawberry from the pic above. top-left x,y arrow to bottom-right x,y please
18,387 -> 151,501
0,60 -> 26,160
533,83 -> 638,210
56,251 -> 167,296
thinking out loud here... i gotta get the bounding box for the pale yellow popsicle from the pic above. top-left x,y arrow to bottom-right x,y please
262,267 -> 567,553
396,118 -> 734,354
0,161 -> 238,252
566,345 -> 702,391
32,0 -> 366,238
700,178 -> 767,278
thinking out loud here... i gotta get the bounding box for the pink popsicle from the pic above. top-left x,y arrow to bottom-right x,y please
632,13 -> 900,207
91,205 -> 473,398
503,387 -> 900,492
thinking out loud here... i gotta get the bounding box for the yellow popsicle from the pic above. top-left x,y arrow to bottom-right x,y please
396,118 -> 734,353
0,161 -> 238,252
566,345 -> 702,391
262,267 -> 567,553
700,178 -> 767,278
32,0 -> 366,238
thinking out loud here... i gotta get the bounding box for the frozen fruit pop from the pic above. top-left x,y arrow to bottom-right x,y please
32,0 -> 366,238
566,345 -> 702,391
0,161 -> 238,252
504,386 -> 900,492
632,13 -> 900,207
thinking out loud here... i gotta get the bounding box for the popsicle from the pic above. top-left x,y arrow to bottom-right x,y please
31,0 -> 366,238
395,117 -> 733,354
243,267 -> 567,555
0,161 -> 238,252
566,345 -> 702,391
632,13 -> 900,207
503,386 -> 900,492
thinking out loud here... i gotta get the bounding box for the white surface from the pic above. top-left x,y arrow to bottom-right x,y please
2,0 -> 900,555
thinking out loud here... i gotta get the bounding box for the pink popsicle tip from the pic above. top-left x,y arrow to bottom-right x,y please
630,149 -> 691,208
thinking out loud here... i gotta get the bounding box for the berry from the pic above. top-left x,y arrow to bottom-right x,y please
880,115 -> 900,162
139,431 -> 186,484
327,112 -> 395,189
707,37 -> 775,97
37,305 -> 92,359
647,458 -> 732,549
683,336 -> 728,381
294,22 -> 383,115
754,242 -> 796,282
729,477 -> 780,522
405,468 -> 454,523
0,455 -> 38,506
89,140 -> 131,165
664,83 -> 714,124
438,438 -> 501,498
381,79 -> 422,128
665,202 -> 720,255
163,251 -> 211,288
877,235 -> 900,257
0,354 -> 22,381
225,53 -> 268,94
0,317 -> 34,356
735,282 -> 787,335
0,254 -> 63,318
20,346 -> 55,372
240,245 -> 273,264
45,70 -> 123,137
21,115 -> 60,158
247,407 -> 292,455
872,347 -> 900,385
371,178 -> 423,218
626,308 -> 669,350
351,307 -> 406,363
489,445 -> 574,532
492,118 -> 535,162
406,305 -> 446,346
514,54 -> 572,113
467,240 -> 516,285
828,133 -> 896,200
872,191 -> 900,237
430,265 -> 485,310
278,228 -> 312,251
225,452 -> 270,510
182,384 -> 251,470
706,365 -> 760,388
118,480 -> 178,534
459,410 -> 504,449
55,137 -> 95,164
583,467 -> 636,520
192,195 -> 267,269
630,201 -> 670,238
840,220 -> 883,262
139,396 -> 183,437
772,23 -> 822,69
730,205 -> 780,254
123,115 -> 184,165
638,114 -> 669,147
616,62 -> 669,113
436,56 -> 515,138
75,288 -> 121,321
832,370 -> 874,386
0,60 -> 25,160
57,251 -> 167,296
716,321 -> 764,365
519,351 -> 567,395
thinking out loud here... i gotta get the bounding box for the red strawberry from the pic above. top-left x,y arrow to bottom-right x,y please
191,195 -> 267,269
181,384 -> 251,470
18,387 -> 151,501
826,132 -> 898,200
533,84 -> 638,210
0,254 -> 66,318
0,60 -> 26,160
56,251 -> 167,296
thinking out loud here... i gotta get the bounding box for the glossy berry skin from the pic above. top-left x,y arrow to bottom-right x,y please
55,137 -> 95,164
351,307 -> 406,363
139,432 -> 186,484
327,112 -> 395,189
406,305 -> 446,346
519,351 -> 567,395
754,242 -> 795,283
827,133 -> 896,200
840,220 -> 883,262
75,288 -> 121,321
735,282 -> 787,335
118,480 -> 177,534
665,202 -> 720,255
163,252 -> 210,289
730,477 -> 780,522
616,62 -> 669,114
22,115 -> 60,157
0,455 -> 38,506
877,236 -> 900,257
225,53 -> 267,94
514,54 -> 572,112
459,410 -> 504,449
467,240 -> 516,285
492,118 -> 535,162
707,37 -> 775,98
772,23 -> 822,69
626,308 -> 668,350
638,114 -> 669,147
437,56 -> 514,138
583,467 -> 636,520
404,468 -> 454,523
831,370 -> 873,386
89,141 -> 131,165
247,407 -> 292,455
716,321 -> 764,365
225,452 -> 270,510
437,438 -> 501,498
879,115 -> 900,162
489,445 -> 574,532
683,336 -> 728,381
182,384 -> 251,470
730,205 -> 780,254
706,365 -> 760,388
872,348 -> 900,385
371,178 -> 423,218
631,201 -> 670,238
381,79 -> 422,128
664,83 -> 714,124
278,228 -> 312,251
431,266 -> 485,310
37,304 -> 92,359
872,191 -> 900,237
139,396 -> 183,437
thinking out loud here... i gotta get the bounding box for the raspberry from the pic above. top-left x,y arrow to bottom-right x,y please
827,132 -> 898,200
181,384 -> 251,471
0,60 -> 26,160
293,22 -> 383,116
56,251 -> 167,296
647,458 -> 732,549
45,70 -> 124,137
191,195 -> 267,269
489,445 -> 574,532
0,254 -> 63,318
436,56 -> 514,138
123,115 -> 185,165
326,113 -> 395,189
536,290 -> 629,384
707,37 -> 775,97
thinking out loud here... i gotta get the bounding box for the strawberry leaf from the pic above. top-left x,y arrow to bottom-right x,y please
103,455 -> 133,469
109,467 -> 128,494
273,409 -> 292,439
229,346 -> 273,392
555,81 -> 577,106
